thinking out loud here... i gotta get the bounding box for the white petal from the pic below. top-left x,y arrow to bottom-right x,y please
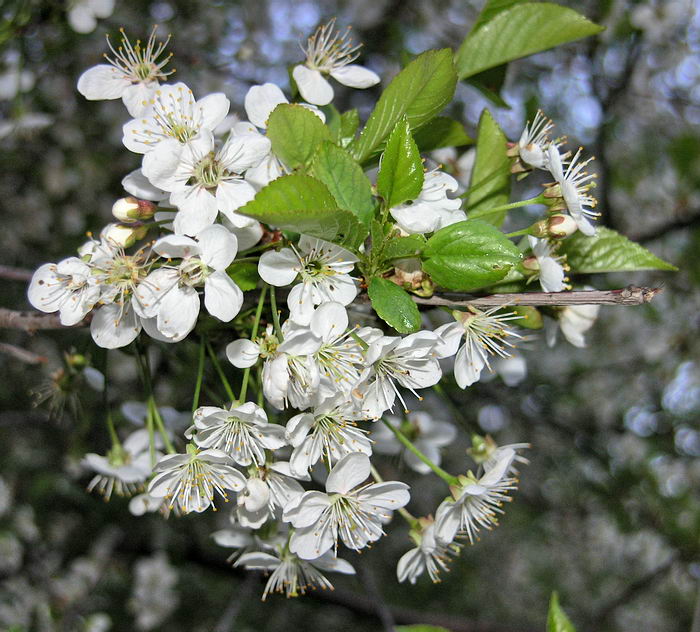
152,234 -> 199,259
283,490 -> 331,527
358,481 -> 410,509
157,285 -> 200,338
244,83 -> 287,129
226,339 -> 260,368
539,257 -> 566,293
258,249 -> 299,286
142,139 -> 184,190
77,64 -> 128,100
310,302 -> 348,342
197,93 -> 230,130
122,82 -> 156,118
197,224 -> 238,270
453,342 -> 485,388
204,272 -> 243,322
433,322 -> 464,358
121,169 -> 168,201
90,303 -> 142,349
216,180 -> 257,218
326,453 -> 370,495
292,65 -> 334,106
329,64 -> 380,89
171,188 -> 219,236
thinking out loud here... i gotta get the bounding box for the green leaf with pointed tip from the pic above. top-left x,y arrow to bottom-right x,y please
422,219 -> 522,291
467,109 -> 511,226
320,104 -> 342,143
456,4 -> 604,80
350,49 -> 458,163
547,593 -> 576,632
368,277 -> 422,334
237,174 -> 367,249
310,141 -> 375,228
377,117 -> 424,208
560,227 -> 677,273
266,103 -> 331,169
412,116 -> 474,152
383,235 -> 427,261
470,0 -> 524,33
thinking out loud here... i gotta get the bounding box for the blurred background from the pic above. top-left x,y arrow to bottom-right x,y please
1,0 -> 699,630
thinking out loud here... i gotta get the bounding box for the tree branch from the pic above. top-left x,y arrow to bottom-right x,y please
412,286 -> 661,308
0,265 -> 33,281
0,342 -> 47,364
0,308 -> 86,331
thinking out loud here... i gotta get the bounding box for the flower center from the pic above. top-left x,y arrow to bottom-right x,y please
105,26 -> 174,85
179,257 -> 209,287
191,153 -> 227,190
304,19 -> 362,73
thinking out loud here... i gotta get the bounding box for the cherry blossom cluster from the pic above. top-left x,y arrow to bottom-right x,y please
26,21 -> 604,599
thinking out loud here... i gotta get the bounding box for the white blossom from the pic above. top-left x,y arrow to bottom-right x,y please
236,550 -> 355,600
546,144 -> 598,236
284,453 -> 410,559
527,236 -> 566,293
390,170 -> 465,235
515,110 -> 555,170
397,521 -> 460,584
292,19 -> 379,106
143,130 -> 269,236
547,303 -> 600,348
67,0 -> 114,34
434,448 -> 518,545
435,307 -> 521,389
258,236 -> 358,325
122,82 -> 229,154
148,447 -> 246,514
188,402 -> 286,466
136,225 -> 244,341
77,27 -> 171,116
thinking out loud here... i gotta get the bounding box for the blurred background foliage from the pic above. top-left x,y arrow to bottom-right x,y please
1,0 -> 699,630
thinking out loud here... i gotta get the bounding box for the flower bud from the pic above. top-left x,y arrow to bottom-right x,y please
112,197 -> 156,222
547,214 -> 578,239
102,223 -> 148,248
521,255 -> 540,272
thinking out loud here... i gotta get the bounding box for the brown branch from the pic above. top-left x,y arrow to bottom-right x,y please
0,308 -> 87,332
0,265 -> 34,281
0,342 -> 47,364
412,286 -> 661,308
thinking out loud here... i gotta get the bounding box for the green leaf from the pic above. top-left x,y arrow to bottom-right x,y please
368,278 -> 422,334
226,262 -> 259,291
547,592 -> 576,632
412,116 -> 474,152
266,103 -> 331,169
422,219 -> 522,291
310,141 -> 375,227
383,235 -> 427,260
456,4 -> 604,80
377,117 -> 424,208
237,174 -> 367,249
467,109 -> 511,226
320,104 -> 342,143
350,49 -> 458,163
502,305 -> 543,329
470,0 -> 523,33
560,227 -> 677,273
466,64 -> 510,109
340,109 -> 360,145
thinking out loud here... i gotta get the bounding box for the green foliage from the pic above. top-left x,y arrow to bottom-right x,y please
560,227 -> 677,273
422,219 -> 522,291
237,174 -> 367,249
383,234 -> 427,260
368,277 -> 422,333
350,49 -> 458,163
266,103 -> 331,169
377,117 -> 424,208
412,116 -> 474,152
226,261 -> 259,291
547,592 -> 576,632
504,305 -> 543,329
456,3 -> 604,80
340,109 -> 360,144
310,141 -> 375,227
466,109 -> 511,226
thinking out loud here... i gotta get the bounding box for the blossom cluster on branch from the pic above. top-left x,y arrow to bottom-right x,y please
24,10 -> 674,600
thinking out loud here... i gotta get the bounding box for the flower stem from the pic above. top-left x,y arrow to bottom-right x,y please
148,395 -> 175,454
380,418 -> 459,487
239,285 -> 268,403
192,336 -> 206,413
505,228 -> 532,238
469,194 -> 546,219
270,286 -> 283,340
205,340 -> 236,403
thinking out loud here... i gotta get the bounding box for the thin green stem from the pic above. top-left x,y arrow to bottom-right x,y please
380,418 -> 459,487
239,285 -> 268,403
206,340 -> 236,403
469,194 -> 546,219
100,350 -> 120,449
270,286 -> 283,340
149,395 -> 175,453
505,228 -> 532,238
192,336 -> 206,413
